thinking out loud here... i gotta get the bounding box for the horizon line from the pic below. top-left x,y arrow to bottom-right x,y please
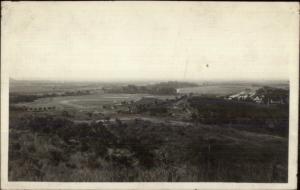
9,77 -> 289,83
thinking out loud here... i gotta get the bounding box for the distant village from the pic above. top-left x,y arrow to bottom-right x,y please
225,87 -> 289,105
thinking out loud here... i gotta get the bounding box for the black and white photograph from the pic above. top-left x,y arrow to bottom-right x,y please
1,1 -> 299,190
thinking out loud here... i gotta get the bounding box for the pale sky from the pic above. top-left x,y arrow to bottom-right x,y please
2,2 -> 299,81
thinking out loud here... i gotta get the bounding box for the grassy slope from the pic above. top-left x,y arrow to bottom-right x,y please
8,111 -> 287,182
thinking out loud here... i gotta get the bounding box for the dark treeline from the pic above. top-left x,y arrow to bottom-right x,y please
102,81 -> 198,95
10,90 -> 92,104
128,95 -> 289,136
256,86 -> 289,103
125,95 -> 288,137
188,97 -> 289,137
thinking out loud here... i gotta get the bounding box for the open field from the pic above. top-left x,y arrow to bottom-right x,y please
9,80 -> 104,94
176,82 -> 288,96
177,85 -> 259,96
14,93 -> 175,111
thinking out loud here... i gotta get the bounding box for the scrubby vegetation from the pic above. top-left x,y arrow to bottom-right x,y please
125,95 -> 289,137
8,82 -> 289,182
188,96 -> 289,137
9,107 -> 288,182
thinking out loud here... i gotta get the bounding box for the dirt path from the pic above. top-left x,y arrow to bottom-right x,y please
72,115 -> 286,145
59,99 -> 87,109
73,115 -> 192,126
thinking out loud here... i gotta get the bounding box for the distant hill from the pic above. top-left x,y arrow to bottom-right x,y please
9,78 -> 18,83
103,81 -> 199,95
